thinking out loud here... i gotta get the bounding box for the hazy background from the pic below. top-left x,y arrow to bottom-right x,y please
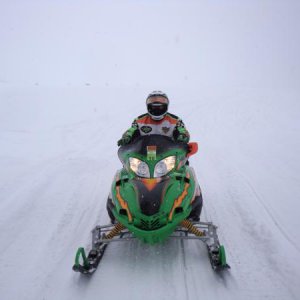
0,1 -> 300,299
1,0 -> 299,89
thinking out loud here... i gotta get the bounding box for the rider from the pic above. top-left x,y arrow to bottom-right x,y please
117,91 -> 190,146
108,91 -> 202,222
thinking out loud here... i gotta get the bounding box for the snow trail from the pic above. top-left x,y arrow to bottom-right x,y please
1,1 -> 300,299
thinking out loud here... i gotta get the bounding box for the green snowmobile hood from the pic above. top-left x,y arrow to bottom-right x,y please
110,135 -> 198,244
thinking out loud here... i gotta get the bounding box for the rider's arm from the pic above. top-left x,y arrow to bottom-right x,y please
173,119 -> 190,143
117,119 -> 140,146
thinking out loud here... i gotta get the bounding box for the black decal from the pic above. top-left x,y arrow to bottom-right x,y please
162,127 -> 170,134
141,126 -> 152,133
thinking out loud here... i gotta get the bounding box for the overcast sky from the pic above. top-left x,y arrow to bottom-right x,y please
0,0 -> 299,90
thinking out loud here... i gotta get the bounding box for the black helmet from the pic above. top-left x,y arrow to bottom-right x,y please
146,91 -> 169,120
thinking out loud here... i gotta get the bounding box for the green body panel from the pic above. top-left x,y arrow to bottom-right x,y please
111,142 -> 197,244
74,247 -> 89,268
218,245 -> 227,267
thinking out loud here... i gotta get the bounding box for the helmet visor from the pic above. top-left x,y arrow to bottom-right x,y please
147,103 -> 168,117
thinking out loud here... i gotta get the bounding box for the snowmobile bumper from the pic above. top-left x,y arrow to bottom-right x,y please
72,221 -> 229,274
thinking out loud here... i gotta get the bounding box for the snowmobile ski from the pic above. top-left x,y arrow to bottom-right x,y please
73,135 -> 230,274
73,220 -> 230,274
72,223 -> 126,275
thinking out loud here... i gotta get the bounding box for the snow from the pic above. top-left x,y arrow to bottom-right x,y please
1,1 -> 300,299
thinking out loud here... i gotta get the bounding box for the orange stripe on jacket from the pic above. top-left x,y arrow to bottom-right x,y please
136,114 -> 178,125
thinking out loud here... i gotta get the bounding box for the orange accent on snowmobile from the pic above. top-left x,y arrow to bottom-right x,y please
168,173 -> 190,221
116,185 -> 133,222
141,178 -> 161,191
181,219 -> 205,236
187,142 -> 198,158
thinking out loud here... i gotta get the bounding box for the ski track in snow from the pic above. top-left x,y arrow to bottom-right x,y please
1,2 -> 300,294
0,90 -> 299,300
198,150 -> 299,300
0,99 -> 299,300
238,171 -> 300,254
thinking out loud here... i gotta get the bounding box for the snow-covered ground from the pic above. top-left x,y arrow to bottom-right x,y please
1,1 -> 300,300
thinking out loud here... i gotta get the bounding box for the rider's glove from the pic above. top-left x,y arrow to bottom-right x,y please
174,124 -> 190,143
117,134 -> 132,146
117,127 -> 138,147
176,133 -> 189,143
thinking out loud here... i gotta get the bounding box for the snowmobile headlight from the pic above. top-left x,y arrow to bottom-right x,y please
154,156 -> 176,178
129,157 -> 150,178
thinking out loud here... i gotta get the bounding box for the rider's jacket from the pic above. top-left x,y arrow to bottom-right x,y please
123,113 -> 190,142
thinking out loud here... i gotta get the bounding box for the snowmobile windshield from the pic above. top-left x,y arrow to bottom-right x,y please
118,134 -> 188,167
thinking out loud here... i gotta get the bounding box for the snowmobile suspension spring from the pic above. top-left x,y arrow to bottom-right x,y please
104,223 -> 126,239
181,220 -> 205,237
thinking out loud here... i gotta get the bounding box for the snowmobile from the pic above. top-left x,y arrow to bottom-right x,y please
73,135 -> 230,274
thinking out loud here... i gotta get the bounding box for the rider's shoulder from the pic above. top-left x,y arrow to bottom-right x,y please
166,113 -> 180,120
136,113 -> 148,120
137,113 -> 148,119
